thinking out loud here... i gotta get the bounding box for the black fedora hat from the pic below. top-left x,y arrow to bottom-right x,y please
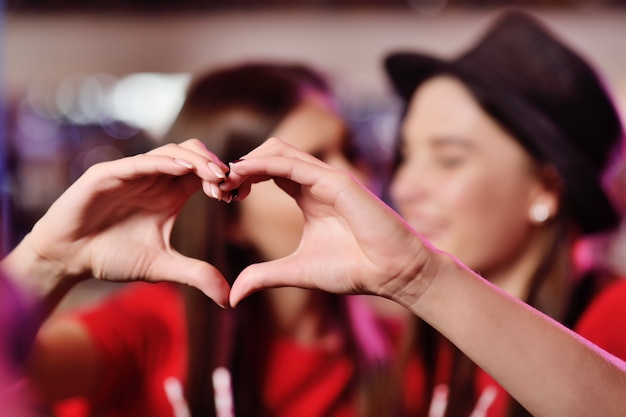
385,10 -> 624,235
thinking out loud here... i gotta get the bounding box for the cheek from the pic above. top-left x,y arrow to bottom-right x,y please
440,174 -> 491,215
442,171 -> 533,270
238,182 -> 304,260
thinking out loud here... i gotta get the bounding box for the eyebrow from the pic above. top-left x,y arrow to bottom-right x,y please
429,135 -> 476,150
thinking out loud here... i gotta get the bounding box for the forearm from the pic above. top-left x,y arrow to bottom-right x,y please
398,250 -> 626,417
1,232 -> 85,317
0,234 -> 96,404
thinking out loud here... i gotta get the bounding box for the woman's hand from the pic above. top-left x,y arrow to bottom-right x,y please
222,137 -> 437,308
3,139 -> 232,308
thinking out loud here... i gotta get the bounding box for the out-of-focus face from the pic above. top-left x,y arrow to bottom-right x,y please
232,93 -> 369,261
390,76 -> 549,276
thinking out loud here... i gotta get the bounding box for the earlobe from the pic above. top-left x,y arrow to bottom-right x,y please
528,165 -> 561,225
529,203 -> 551,224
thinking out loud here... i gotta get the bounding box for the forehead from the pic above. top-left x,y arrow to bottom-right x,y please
401,76 -> 528,156
271,97 -> 347,150
403,76 -> 486,137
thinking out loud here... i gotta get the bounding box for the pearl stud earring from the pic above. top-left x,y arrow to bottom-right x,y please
530,204 -> 550,223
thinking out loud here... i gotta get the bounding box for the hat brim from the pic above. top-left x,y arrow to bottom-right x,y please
385,52 -> 457,103
383,51 -> 620,235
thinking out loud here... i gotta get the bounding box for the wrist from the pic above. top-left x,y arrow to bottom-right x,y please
382,240 -> 437,309
388,247 -> 457,314
1,233 -> 83,308
398,248 -> 479,331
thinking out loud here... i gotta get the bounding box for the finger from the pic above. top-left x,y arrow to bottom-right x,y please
177,138 -> 230,173
227,155 -> 348,203
151,254 -> 231,308
239,137 -> 329,168
78,151 -> 228,204
220,137 -> 334,195
230,259 -> 307,307
82,154 -> 209,195
222,137 -> 328,188
147,142 -> 229,181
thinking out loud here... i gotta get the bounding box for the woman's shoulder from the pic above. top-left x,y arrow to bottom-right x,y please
109,282 -> 183,306
75,282 -> 186,337
575,277 -> 626,360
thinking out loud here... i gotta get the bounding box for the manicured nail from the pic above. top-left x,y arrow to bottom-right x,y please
208,162 -> 226,179
175,159 -> 194,169
210,183 -> 222,201
228,159 -> 244,174
231,188 -> 239,201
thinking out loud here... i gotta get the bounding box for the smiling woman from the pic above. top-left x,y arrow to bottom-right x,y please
391,75 -> 558,291
382,9 -> 626,416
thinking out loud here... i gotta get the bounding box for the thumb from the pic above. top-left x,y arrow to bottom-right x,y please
230,258 -> 306,307
152,254 -> 231,308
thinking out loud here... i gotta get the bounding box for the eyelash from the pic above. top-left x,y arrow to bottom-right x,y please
438,155 -> 465,168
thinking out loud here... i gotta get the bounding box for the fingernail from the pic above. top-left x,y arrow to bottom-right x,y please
208,162 -> 226,179
210,183 -> 222,201
228,159 -> 243,174
231,188 -> 239,201
223,193 -> 233,204
175,159 -> 194,169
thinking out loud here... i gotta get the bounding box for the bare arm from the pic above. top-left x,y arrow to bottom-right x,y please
224,137 -> 626,417
409,251 -> 626,416
1,139 -> 231,400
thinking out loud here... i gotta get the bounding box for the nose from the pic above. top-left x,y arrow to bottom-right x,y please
389,158 -> 427,206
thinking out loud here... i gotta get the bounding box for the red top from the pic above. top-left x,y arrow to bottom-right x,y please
54,279 -> 626,417
574,278 -> 626,359
54,283 -> 417,417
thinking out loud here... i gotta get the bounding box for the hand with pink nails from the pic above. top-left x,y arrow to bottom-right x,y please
2,139 -> 233,311
222,136 -> 433,308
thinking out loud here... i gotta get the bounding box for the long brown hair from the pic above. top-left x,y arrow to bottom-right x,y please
168,62 -> 399,417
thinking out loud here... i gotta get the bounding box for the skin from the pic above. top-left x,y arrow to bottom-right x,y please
3,132 -> 626,416
4,75 -> 623,417
2,140 -> 232,401
232,93 -> 369,345
234,93 -> 365,262
5,95 -> 367,402
391,76 -> 559,299
221,137 -> 626,417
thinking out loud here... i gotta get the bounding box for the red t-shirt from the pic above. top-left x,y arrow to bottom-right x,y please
574,278 -> 626,359
53,283 -> 382,417
54,279 -> 626,417
441,278 -> 626,416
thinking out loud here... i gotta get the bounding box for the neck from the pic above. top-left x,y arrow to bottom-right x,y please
485,225 -> 566,302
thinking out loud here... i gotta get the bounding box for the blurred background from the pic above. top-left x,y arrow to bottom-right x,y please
3,1 -> 626,301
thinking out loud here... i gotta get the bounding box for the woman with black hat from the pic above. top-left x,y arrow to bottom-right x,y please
378,9 -> 626,417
